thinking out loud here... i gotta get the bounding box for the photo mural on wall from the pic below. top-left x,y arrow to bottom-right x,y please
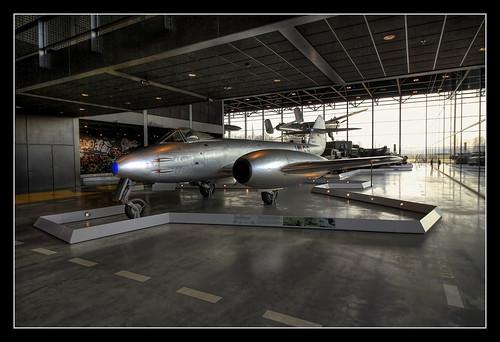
80,134 -> 141,174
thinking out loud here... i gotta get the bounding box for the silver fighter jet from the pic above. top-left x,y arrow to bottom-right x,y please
112,115 -> 402,218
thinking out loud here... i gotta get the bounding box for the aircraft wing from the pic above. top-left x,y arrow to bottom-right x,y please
281,155 -> 403,174
282,127 -> 361,135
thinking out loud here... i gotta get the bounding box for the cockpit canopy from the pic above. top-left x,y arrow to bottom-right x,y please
157,128 -> 216,144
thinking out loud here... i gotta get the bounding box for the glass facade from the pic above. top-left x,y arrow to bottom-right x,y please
224,73 -> 485,197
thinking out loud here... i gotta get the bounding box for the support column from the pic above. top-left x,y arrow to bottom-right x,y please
346,101 -> 349,142
281,108 -> 284,142
371,98 -> 374,149
221,100 -> 225,138
244,111 -> 247,140
323,103 -> 326,120
189,104 -> 193,129
143,109 -> 148,147
425,94 -> 428,162
228,107 -> 231,139
399,95 -> 402,155
73,117 -> 80,190
261,109 -> 265,141
442,95 -> 445,163
478,84 -> 482,191
453,92 -> 457,157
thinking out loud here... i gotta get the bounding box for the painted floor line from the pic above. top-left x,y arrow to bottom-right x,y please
68,257 -> 97,267
176,287 -> 222,303
114,270 -> 150,283
443,284 -> 464,308
31,248 -> 56,255
262,310 -> 322,327
15,240 -> 24,246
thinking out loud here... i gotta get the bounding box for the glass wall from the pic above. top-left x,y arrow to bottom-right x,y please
223,71 -> 485,196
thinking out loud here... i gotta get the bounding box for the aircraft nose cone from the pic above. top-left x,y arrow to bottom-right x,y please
111,161 -> 119,175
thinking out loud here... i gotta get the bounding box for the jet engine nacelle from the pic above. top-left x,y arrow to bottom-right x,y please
232,149 -> 328,189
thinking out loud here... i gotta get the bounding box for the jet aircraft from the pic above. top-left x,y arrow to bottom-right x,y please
112,115 -> 402,218
265,107 -> 367,136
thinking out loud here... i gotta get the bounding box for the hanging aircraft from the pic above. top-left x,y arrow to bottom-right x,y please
265,107 -> 367,136
112,115 -> 402,218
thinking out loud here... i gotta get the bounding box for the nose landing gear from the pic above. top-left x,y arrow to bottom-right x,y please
114,178 -> 148,219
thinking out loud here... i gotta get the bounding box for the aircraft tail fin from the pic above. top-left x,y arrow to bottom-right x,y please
308,115 -> 327,155
294,107 -> 304,123
265,119 -> 274,134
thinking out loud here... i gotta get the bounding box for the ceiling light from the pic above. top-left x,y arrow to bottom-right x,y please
155,97 -> 162,100
59,111 -> 64,114
81,92 -> 89,97
356,96 -> 360,99
273,79 -> 281,83
245,98 -> 250,101
15,106 -> 22,109
266,105 -> 270,108
188,73 -> 197,77
84,125 -> 88,128
413,90 -> 418,94
479,47 -> 486,52
413,78 -> 419,82
291,92 -> 296,95
383,34 -> 396,41
442,75 -> 449,79
79,108 -> 85,111
420,39 -> 427,45
346,86 -> 352,89
223,86 -> 232,90
308,101 -> 312,103
437,88 -> 442,91
125,101 -> 131,105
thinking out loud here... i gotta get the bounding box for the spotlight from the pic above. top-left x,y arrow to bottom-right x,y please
383,34 -> 396,41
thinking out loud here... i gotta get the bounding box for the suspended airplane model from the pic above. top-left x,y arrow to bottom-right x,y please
265,107 -> 367,138
112,115 -> 402,218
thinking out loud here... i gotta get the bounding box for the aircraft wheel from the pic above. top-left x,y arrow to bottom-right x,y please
125,199 -> 147,219
200,183 -> 215,198
261,191 -> 277,205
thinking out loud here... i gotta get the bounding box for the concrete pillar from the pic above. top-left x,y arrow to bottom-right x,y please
189,104 -> 193,129
143,109 -> 148,147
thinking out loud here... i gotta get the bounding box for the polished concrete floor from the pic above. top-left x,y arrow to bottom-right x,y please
15,164 -> 485,327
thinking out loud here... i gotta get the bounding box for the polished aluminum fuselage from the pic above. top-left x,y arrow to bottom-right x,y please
115,139 -> 325,183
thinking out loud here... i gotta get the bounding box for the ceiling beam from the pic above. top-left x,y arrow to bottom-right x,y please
447,69 -> 471,99
324,19 -> 364,80
16,15 -> 332,93
18,93 -> 137,113
254,37 -> 319,85
362,82 -> 373,98
302,90 -> 323,103
405,15 -> 410,74
277,93 -> 301,106
256,96 -> 281,108
364,16 -> 386,77
227,43 -> 295,85
330,86 -> 347,102
221,65 -> 484,102
231,98 -> 263,110
279,27 -> 345,85
460,18 -> 485,66
106,70 -> 211,101
433,15 -> 447,70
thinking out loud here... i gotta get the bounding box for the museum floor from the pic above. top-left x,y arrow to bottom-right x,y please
14,164 -> 485,327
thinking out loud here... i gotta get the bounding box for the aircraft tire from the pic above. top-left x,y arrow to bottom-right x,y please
261,191 -> 274,205
125,199 -> 146,219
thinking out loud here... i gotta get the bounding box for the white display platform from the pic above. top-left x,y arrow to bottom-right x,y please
34,182 -> 440,244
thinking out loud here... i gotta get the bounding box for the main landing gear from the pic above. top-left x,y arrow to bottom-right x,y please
261,190 -> 279,205
114,178 -> 148,219
198,182 -> 216,198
